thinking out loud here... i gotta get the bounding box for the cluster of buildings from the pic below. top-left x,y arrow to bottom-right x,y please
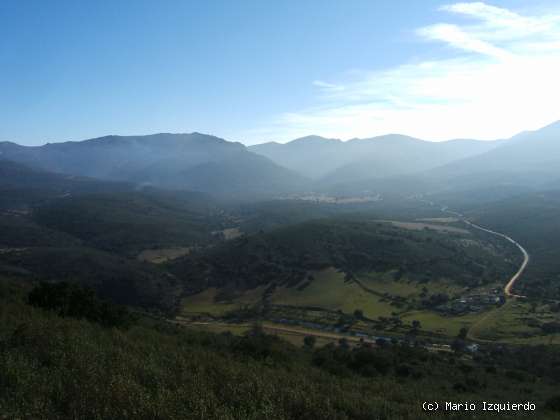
436,292 -> 505,316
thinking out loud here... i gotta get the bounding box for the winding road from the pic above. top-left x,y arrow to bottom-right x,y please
441,207 -> 529,298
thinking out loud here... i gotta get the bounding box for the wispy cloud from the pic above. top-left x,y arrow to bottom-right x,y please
249,2 -> 560,143
312,80 -> 345,92
418,23 -> 513,59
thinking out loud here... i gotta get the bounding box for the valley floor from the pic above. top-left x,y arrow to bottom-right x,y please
178,211 -> 560,347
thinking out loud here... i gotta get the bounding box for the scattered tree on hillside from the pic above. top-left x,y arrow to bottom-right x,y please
27,282 -> 132,328
303,335 -> 316,349
353,309 -> 364,320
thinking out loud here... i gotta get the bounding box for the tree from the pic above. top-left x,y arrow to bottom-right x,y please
248,322 -> 265,337
530,301 -> 538,313
545,395 -> 560,412
458,327 -> 468,340
411,320 -> 421,330
303,335 -> 316,349
451,338 -> 466,353
353,309 -> 364,320
28,282 -> 131,328
375,338 -> 387,347
344,272 -> 356,282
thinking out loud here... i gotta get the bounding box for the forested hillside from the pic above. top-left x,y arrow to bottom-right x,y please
0,168 -> 232,311
171,218 -> 519,294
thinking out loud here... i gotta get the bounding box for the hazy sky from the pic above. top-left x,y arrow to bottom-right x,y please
2,1 -> 560,145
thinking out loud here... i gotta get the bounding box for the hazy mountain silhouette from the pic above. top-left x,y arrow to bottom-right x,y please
325,120 -> 560,198
250,133 -> 502,182
407,120 -> 560,198
0,133 -> 307,197
3,121 -> 559,199
250,135 -> 344,178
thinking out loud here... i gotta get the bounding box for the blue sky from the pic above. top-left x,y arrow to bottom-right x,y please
2,1 -> 560,145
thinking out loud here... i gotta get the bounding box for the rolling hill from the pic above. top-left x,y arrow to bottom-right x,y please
0,160 -> 236,310
32,190 -> 225,255
0,159 -> 132,209
172,217 -> 519,295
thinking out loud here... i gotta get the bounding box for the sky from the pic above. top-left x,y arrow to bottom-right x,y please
2,0 -> 560,146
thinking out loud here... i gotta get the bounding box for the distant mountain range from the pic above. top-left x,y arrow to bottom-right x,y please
0,133 -> 306,198
428,120 -> 560,181
253,121 -> 560,198
250,134 -> 503,181
1,120 -> 559,199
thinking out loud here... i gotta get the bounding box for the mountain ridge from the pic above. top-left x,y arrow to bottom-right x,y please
250,132 -> 504,181
0,133 -> 306,198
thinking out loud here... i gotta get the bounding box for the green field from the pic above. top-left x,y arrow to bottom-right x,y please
468,300 -> 560,343
180,286 -> 266,317
179,267 -> 506,338
358,271 -> 467,298
271,268 -> 397,319
180,268 -> 403,321
400,310 -> 486,337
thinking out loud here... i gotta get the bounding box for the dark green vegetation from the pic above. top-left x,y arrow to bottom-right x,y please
0,159 -> 130,209
28,282 -> 132,328
0,246 -> 179,310
0,164 -> 222,310
2,278 -> 560,419
172,217 -> 519,293
32,190 -> 223,255
235,195 -> 446,233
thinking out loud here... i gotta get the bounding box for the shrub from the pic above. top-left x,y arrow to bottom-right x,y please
28,282 -> 132,328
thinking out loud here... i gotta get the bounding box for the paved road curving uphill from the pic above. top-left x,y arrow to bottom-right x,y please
442,207 -> 529,298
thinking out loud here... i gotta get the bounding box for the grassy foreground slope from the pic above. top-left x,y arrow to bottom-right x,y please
2,278 -> 560,419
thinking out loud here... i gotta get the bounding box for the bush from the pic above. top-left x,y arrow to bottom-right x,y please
545,395 -> 560,412
28,282 -> 132,328
303,335 -> 317,349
